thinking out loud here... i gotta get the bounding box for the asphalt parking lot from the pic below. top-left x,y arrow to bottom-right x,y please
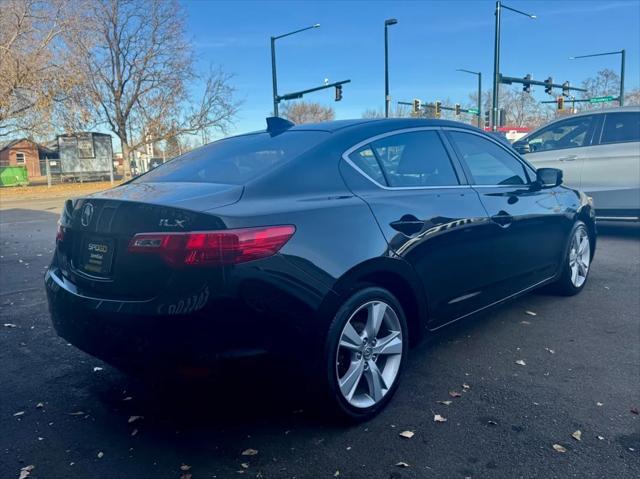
1,196 -> 639,479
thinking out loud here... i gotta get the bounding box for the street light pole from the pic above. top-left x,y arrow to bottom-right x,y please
457,69 -> 482,128
270,24 -> 320,117
569,50 -> 626,106
491,1 -> 536,131
384,18 -> 398,118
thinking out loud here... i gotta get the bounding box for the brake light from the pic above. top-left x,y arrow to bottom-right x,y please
127,225 -> 295,266
56,222 -> 65,243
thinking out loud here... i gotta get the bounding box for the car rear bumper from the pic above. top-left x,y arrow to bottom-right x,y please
45,267 -> 276,370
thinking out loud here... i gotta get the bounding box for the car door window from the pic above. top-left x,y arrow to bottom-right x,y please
449,131 -> 529,186
348,146 -> 387,185
600,112 -> 640,144
367,131 -> 459,187
525,115 -> 595,152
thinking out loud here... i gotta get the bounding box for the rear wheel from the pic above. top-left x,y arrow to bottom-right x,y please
550,220 -> 592,296
322,287 -> 408,421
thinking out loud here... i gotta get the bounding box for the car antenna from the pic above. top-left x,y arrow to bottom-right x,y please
266,116 -> 295,135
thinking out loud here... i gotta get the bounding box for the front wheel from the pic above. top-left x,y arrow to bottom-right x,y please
550,220 -> 592,296
322,287 -> 408,421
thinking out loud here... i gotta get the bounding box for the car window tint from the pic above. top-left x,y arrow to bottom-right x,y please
600,112 -> 640,144
525,115 -> 595,152
449,131 -> 528,186
349,146 -> 387,185
369,131 -> 459,187
134,131 -> 329,185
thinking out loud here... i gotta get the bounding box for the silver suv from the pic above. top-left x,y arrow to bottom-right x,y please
514,106 -> 640,221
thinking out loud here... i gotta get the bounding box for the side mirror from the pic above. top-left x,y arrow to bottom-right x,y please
513,140 -> 531,154
536,168 -> 562,188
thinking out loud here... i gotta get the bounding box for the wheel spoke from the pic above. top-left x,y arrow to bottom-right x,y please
363,360 -> 386,402
373,331 -> 402,356
339,322 -> 363,351
578,237 -> 588,255
571,263 -> 579,284
365,302 -> 386,339
339,359 -> 364,401
578,262 -> 587,277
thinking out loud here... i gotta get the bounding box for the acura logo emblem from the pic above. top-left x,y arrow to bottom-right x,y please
81,203 -> 94,227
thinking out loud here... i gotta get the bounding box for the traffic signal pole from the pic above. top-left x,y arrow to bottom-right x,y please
492,1 -> 501,132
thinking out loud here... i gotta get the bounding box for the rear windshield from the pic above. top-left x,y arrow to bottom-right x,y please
134,131 -> 329,185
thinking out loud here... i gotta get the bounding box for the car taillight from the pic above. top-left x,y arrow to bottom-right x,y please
56,222 -> 65,243
127,225 -> 295,266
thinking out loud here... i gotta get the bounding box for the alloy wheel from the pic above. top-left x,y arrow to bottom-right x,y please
336,300 -> 403,408
569,226 -> 590,288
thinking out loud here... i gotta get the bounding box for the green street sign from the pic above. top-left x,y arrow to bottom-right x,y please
468,108 -> 479,115
589,96 -> 616,103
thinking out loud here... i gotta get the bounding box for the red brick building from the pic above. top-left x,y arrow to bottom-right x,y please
0,138 -> 43,179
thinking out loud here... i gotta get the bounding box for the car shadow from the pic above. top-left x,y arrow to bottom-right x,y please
597,221 -> 640,239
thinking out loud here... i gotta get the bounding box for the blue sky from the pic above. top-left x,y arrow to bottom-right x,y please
184,0 -> 640,136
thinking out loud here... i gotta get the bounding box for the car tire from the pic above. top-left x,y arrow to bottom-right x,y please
322,286 -> 409,421
549,220 -> 592,296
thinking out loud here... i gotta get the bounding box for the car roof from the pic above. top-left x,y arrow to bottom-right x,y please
560,105 -> 639,119
287,118 -> 483,133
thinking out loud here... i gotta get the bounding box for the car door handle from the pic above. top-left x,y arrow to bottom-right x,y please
390,216 -> 424,236
491,211 -> 513,228
558,155 -> 578,162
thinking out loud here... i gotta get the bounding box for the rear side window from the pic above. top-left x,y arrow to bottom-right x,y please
349,146 -> 386,185
600,112 -> 640,144
449,131 -> 529,186
355,131 -> 459,187
134,131 -> 329,185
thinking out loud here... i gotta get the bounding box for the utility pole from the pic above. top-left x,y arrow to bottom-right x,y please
270,24 -> 320,117
457,69 -> 482,128
569,49 -> 626,106
384,18 -> 398,118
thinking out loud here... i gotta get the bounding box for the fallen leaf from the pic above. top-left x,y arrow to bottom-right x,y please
68,411 -> 85,416
128,415 -> 144,423
515,359 -> 526,366
131,429 -> 138,437
545,348 -> 555,354
596,402 -> 603,407
399,430 -> 414,439
93,366 -> 104,372
240,463 -> 249,469
14,411 -> 25,417
525,310 -> 537,316
597,435 -> 605,441
35,403 -> 44,409
180,464 -> 191,471
487,420 -> 498,426
97,451 -> 104,458
553,444 -> 567,453
631,407 -> 639,415
521,320 -> 531,325
434,414 -> 447,423
334,471 -> 340,477
19,465 -> 34,479
604,286 -> 610,290
462,383 -> 470,390
241,448 -> 258,456
437,400 -> 452,406
122,396 -> 133,401
449,391 -> 462,398
571,430 -> 582,441
3,323 -> 17,328
395,462 -> 410,468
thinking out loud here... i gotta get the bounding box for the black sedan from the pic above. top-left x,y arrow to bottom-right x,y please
46,118 -> 596,420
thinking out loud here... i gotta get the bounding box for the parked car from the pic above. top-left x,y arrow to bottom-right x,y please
513,106 -> 640,221
46,118 -> 596,420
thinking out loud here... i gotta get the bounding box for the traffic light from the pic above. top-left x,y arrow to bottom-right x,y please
562,81 -> 570,97
412,98 -> 422,114
557,96 -> 564,111
544,77 -> 553,95
484,110 -> 490,129
454,103 -> 461,116
435,101 -> 442,118
523,74 -> 532,93
334,85 -> 342,102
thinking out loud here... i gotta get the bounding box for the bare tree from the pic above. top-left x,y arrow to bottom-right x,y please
580,69 -> 622,110
362,105 -> 411,119
66,0 -> 239,176
280,101 -> 335,124
625,88 -> 640,106
0,0 -> 81,139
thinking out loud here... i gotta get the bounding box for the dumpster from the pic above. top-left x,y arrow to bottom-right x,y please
0,166 -> 29,186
